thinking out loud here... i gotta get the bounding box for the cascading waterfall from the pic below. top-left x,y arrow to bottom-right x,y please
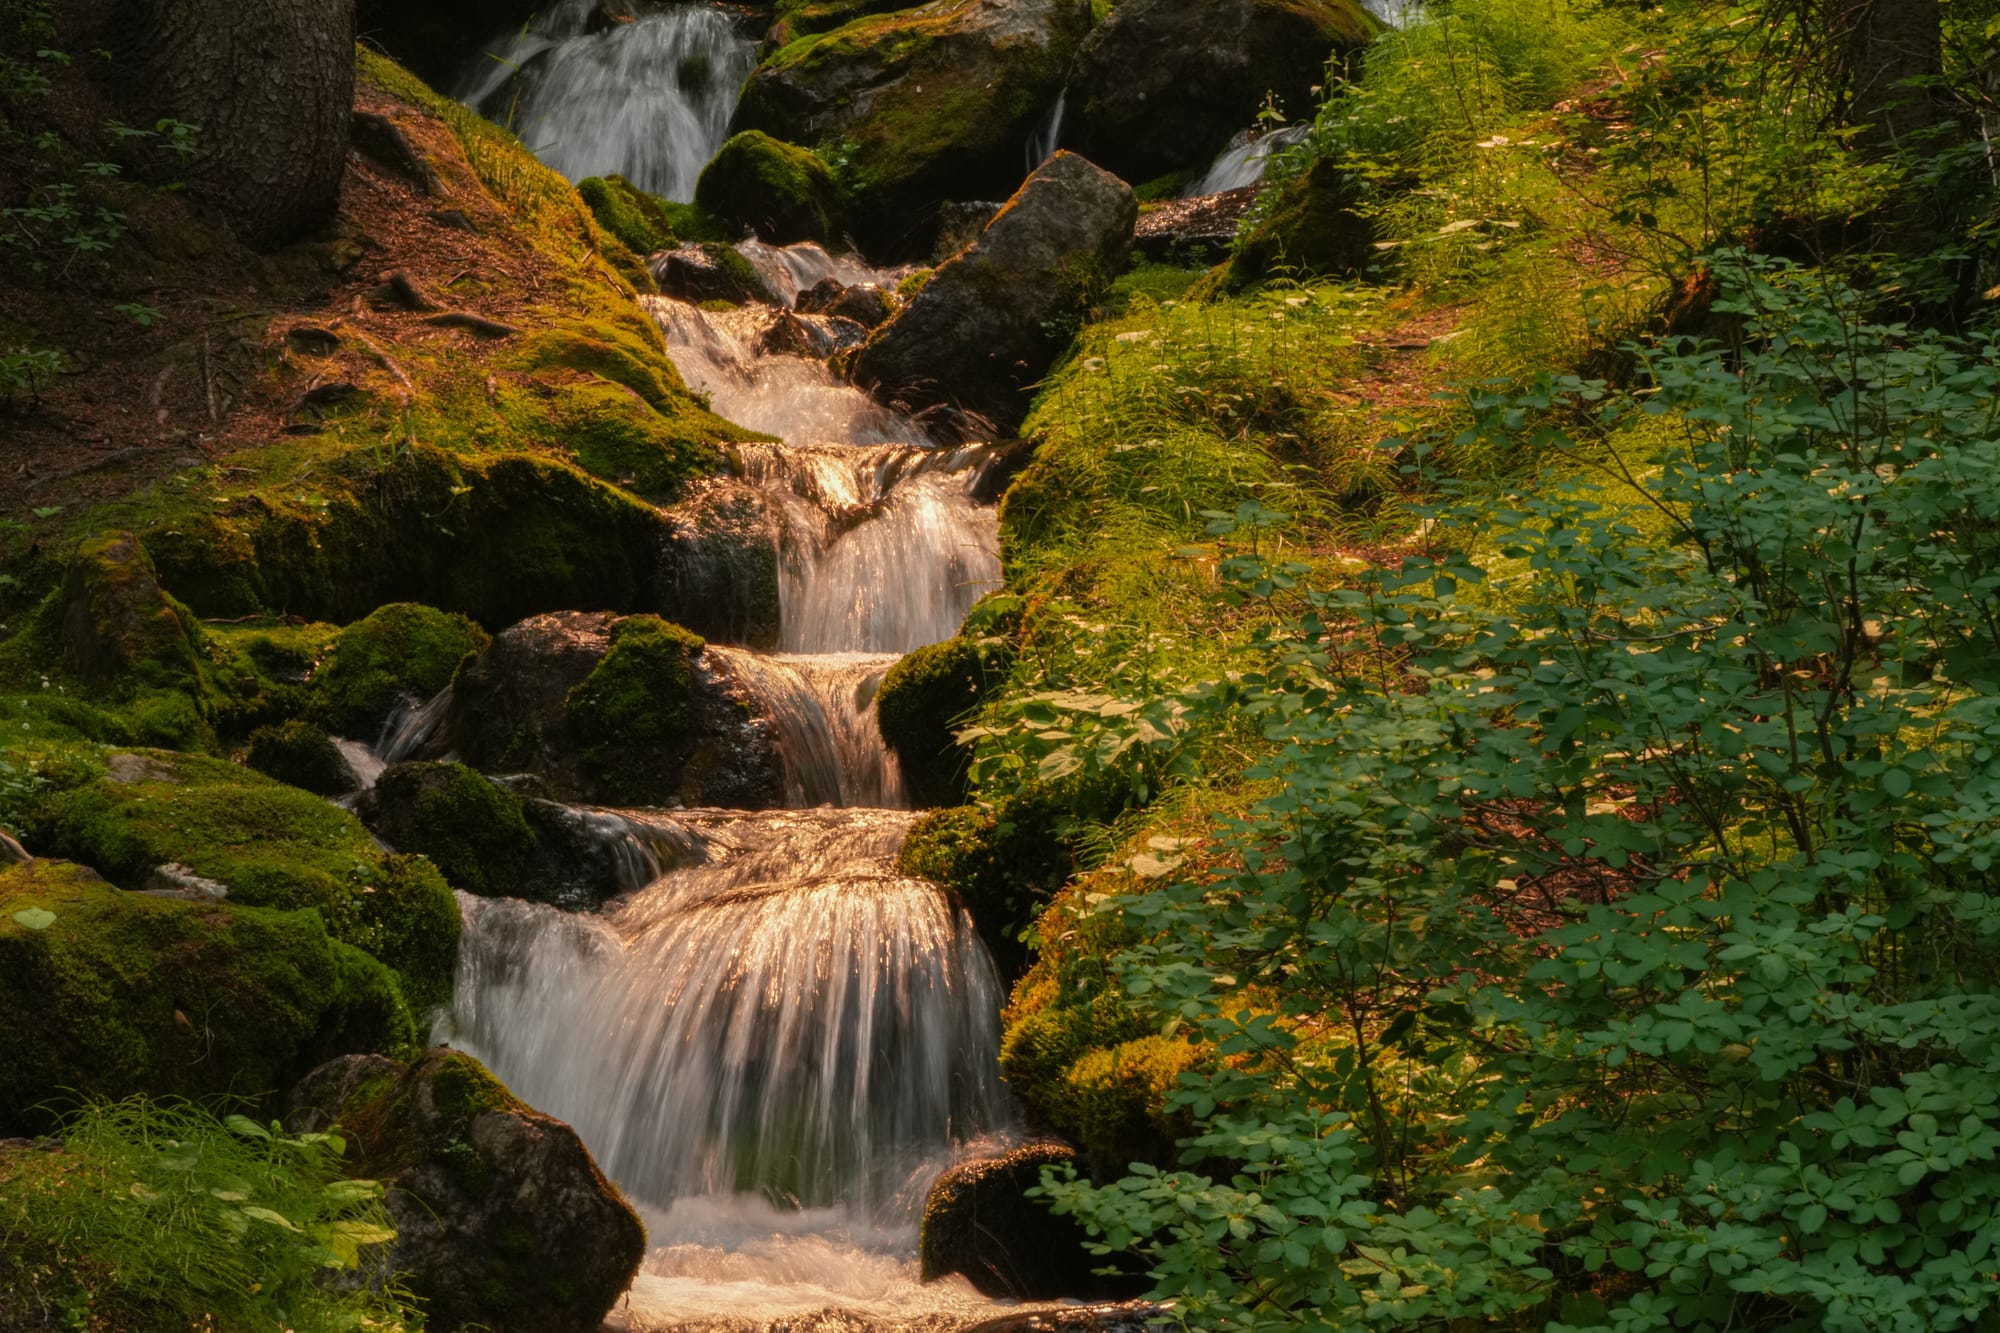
456,0 -> 758,200
441,235 -> 1026,1325
735,442 -> 1004,655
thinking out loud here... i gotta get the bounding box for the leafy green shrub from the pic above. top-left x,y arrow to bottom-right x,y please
0,1097 -> 411,1333
1024,258 -> 2000,1328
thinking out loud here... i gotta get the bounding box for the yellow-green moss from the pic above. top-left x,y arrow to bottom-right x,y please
695,131 -> 846,246
245,719 -> 355,795
370,761 -> 535,898
306,602 -> 489,739
576,173 -> 680,257
21,751 -> 459,1013
1062,1034 -> 1202,1171
876,635 -> 1013,807
565,616 -> 704,803
0,858 -> 414,1132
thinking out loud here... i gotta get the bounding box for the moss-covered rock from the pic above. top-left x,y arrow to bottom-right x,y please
0,858 -> 413,1133
1062,1033 -> 1202,1171
288,1049 -> 645,1333
898,781 -> 1093,976
453,611 -> 786,808
566,616 -> 704,801
576,173 -> 681,256
245,719 -> 359,795
1067,0 -> 1378,184
138,442 -> 723,632
305,602 -> 490,740
21,751 -> 460,1014
920,1141 -> 1139,1299
876,634 -> 1013,807
695,131 -> 846,246
365,761 -> 536,899
731,0 -> 1092,256
1210,155 -> 1374,291
53,532 -> 203,693
769,0 -> 913,43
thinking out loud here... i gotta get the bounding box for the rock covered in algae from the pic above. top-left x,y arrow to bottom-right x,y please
288,1048 -> 644,1333
0,858 -> 413,1134
695,130 -> 847,247
452,611 -> 786,808
851,152 -> 1136,438
1065,0 -> 1377,185
730,0 -> 1091,256
920,1140 -> 1142,1300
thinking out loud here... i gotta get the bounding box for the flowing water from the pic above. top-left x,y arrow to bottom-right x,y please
441,234 -> 1030,1325
1183,124 -> 1313,196
456,0 -> 758,200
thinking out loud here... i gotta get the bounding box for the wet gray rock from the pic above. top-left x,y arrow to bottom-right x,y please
660,480 -> 784,650
450,611 -> 786,809
730,0 -> 1091,257
287,1049 -> 644,1333
851,153 -> 1135,438
1066,0 -> 1377,184
796,278 -> 898,329
651,242 -> 780,305
934,201 -> 1003,261
921,1140 -> 1144,1300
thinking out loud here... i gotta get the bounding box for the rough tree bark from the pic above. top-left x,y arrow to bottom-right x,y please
116,0 -> 357,250
1837,0 -> 1946,151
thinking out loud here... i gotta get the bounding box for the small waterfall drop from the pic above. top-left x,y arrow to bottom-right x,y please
1027,90 -> 1067,172
442,809 -> 1011,1218
736,443 -> 1003,655
711,649 -> 907,808
456,0 -> 758,200
1183,124 -> 1313,196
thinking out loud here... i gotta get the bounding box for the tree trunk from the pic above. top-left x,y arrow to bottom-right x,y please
116,0 -> 356,249
1838,0 -> 1945,151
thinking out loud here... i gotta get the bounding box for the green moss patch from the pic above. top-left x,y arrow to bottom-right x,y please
306,602 -> 488,739
21,751 -> 460,1014
0,859 -> 414,1132
877,635 -> 1013,807
695,132 -> 846,247
245,719 -> 357,796
565,616 -> 704,803
368,761 -> 535,899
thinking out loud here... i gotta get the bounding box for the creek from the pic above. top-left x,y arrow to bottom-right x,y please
427,238 -> 1022,1329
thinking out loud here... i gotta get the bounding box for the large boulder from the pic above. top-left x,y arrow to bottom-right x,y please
920,1141 -> 1140,1299
21,749 -> 461,1013
56,532 -> 203,692
659,479 -> 784,651
850,152 -> 1135,437
288,1050 -> 645,1333
1066,0 -> 1377,185
731,0 -> 1091,257
0,858 -> 413,1134
695,131 -> 846,247
451,612 -> 785,808
304,602 -> 490,742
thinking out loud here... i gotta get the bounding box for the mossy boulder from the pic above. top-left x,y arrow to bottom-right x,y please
653,241 -> 782,305
1211,154 -> 1375,290
305,602 -> 490,741
141,445 -> 690,630
768,0 -> 913,43
453,612 -> 786,808
54,532 -> 204,693
245,719 -> 360,795
1067,0 -> 1378,184
696,131 -> 847,246
851,152 -> 1135,437
288,1049 -> 645,1333
577,173 -> 681,257
876,635 -> 1012,806
920,1141 -> 1138,1299
20,751 -> 460,1014
731,0 -> 1092,257
0,858 -> 414,1134
363,761 -> 536,899
898,781 -> 1093,976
